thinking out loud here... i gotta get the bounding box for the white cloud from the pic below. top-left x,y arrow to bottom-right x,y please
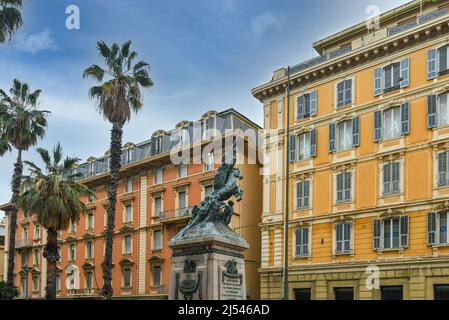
251,13 -> 284,37
14,30 -> 58,54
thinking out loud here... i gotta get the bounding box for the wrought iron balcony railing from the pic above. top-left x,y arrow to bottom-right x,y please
67,288 -> 100,296
159,208 -> 192,222
15,239 -> 33,249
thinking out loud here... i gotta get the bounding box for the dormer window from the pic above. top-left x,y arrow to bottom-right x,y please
126,148 -> 133,164
203,115 -> 216,139
88,161 -> 96,176
155,137 -> 162,154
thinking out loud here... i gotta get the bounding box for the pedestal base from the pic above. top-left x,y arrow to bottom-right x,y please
168,235 -> 248,300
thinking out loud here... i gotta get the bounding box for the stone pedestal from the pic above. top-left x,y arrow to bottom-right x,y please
169,234 -> 248,300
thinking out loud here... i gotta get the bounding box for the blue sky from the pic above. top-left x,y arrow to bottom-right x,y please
0,0 -> 410,215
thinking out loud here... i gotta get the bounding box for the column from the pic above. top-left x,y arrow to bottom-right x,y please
137,174 -> 148,294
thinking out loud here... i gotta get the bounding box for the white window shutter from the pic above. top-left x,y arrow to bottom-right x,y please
428,212 -> 437,245
297,95 -> 304,119
373,219 -> 381,250
310,128 -> 317,157
427,94 -> 437,129
400,58 -> 409,88
289,135 -> 297,163
401,102 -> 410,135
352,117 -> 360,147
310,90 -> 318,116
400,216 -> 409,248
374,111 -> 383,142
427,49 -> 437,80
374,68 -> 383,96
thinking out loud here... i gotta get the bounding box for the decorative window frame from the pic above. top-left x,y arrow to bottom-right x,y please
295,89 -> 317,120
68,242 -> 77,262
175,187 -> 189,211
124,176 -> 133,193
153,166 -> 164,185
33,248 -> 40,266
151,192 -> 164,217
429,42 -> 449,80
85,239 -> 95,260
200,179 -> 214,201
204,151 -> 215,172
178,162 -> 188,178
292,125 -> 316,163
332,164 -> 355,205
85,209 -> 95,231
122,201 -> 134,224
84,270 -> 94,289
334,76 -> 356,110
377,57 -> 408,96
33,223 -> 40,241
292,173 -> 313,212
151,263 -> 163,287
331,216 -> 355,258
121,265 -> 133,290
122,233 -> 133,255
378,153 -> 405,204
432,88 -> 449,130
375,208 -> 409,253
334,113 -> 357,153
429,201 -> 449,248
202,111 -> 218,140
151,227 -> 163,251
31,272 -> 40,293
291,221 -> 312,260
433,143 -> 449,190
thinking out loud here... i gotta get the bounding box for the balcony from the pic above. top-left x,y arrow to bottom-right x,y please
387,7 -> 449,37
150,285 -> 168,295
67,288 -> 100,297
15,239 -> 33,249
159,208 -> 192,223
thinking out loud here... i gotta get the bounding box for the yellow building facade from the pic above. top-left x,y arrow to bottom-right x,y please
253,0 -> 449,300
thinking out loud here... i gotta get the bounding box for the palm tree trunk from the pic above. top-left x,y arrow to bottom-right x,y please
44,228 -> 59,300
101,122 -> 123,300
6,149 -> 22,299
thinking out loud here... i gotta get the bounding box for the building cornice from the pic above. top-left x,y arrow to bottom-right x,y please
252,15 -> 449,102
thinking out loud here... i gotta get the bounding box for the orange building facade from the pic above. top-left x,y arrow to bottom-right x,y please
253,0 -> 449,300
1,108 -> 262,299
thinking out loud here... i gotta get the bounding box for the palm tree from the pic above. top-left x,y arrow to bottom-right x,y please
0,79 -> 49,298
19,143 -> 94,299
0,0 -> 24,43
83,40 -> 153,299
0,104 -> 11,155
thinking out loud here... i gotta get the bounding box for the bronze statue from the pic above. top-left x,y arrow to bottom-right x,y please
175,139 -> 243,239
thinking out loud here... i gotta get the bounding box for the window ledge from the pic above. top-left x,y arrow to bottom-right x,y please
294,207 -> 312,212
333,147 -> 356,154
335,200 -> 353,205
431,243 -> 449,248
382,86 -> 401,95
379,136 -> 403,143
335,103 -> 355,111
295,158 -> 313,163
293,255 -> 311,260
381,192 -> 402,198
377,247 -> 406,253
333,251 -> 354,257
433,124 -> 449,131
